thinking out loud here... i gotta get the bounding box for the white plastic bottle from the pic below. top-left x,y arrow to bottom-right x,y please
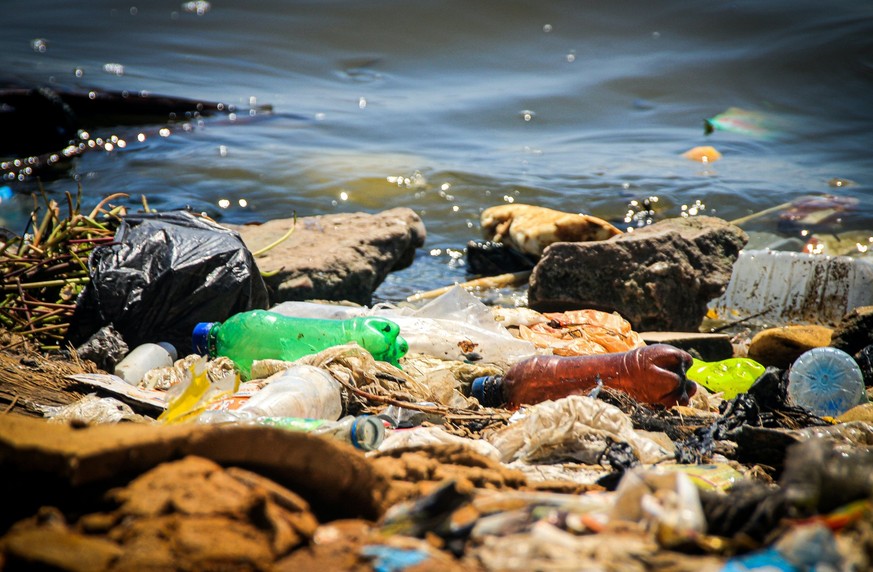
114,342 -> 177,385
237,364 -> 343,420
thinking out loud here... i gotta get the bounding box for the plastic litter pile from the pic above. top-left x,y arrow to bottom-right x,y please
3,205 -> 873,571
12,283 -> 869,571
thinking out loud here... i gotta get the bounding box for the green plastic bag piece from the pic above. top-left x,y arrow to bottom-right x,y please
686,357 -> 766,399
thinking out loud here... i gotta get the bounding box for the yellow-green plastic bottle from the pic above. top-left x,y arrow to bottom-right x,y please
686,357 -> 766,399
193,309 -> 408,379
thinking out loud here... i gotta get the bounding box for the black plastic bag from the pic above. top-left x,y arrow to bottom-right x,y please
67,211 -> 269,356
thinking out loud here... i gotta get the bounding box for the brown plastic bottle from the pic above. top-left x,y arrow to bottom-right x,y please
472,344 -> 697,409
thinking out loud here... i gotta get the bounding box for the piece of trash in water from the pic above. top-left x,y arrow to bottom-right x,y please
681,145 -> 722,162
704,107 -> 785,140
776,194 -> 858,234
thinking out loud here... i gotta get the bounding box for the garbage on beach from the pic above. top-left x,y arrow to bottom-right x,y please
709,249 -> 873,328
516,309 -> 645,356
66,210 -> 269,356
271,286 -> 537,366
11,203 -> 873,571
474,344 -> 697,410
485,395 -> 673,465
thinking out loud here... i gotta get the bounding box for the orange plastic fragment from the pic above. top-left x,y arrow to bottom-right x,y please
682,146 -> 722,163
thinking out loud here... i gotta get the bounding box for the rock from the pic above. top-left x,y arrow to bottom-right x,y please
639,332 -> 734,362
0,415 -> 391,529
528,216 -> 747,331
228,208 -> 425,305
74,325 -> 128,373
747,325 -> 834,369
2,529 -> 123,572
830,305 -> 873,356
480,204 -> 621,257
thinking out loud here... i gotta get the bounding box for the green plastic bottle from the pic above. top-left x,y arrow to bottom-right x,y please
193,309 -> 408,379
686,357 -> 766,399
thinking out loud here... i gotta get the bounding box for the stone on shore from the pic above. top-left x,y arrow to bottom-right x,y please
639,331 -> 734,362
747,325 -> 834,369
228,208 -> 425,305
830,305 -> 873,356
528,216 -> 747,331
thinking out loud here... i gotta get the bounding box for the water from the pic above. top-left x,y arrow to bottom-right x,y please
2,0 -> 872,301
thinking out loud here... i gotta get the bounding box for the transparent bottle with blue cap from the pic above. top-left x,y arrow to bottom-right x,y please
192,309 -> 408,379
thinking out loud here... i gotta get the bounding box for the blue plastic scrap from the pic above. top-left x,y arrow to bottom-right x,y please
361,545 -> 430,572
721,548 -> 798,571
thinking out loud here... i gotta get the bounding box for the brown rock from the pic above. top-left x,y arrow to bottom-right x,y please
0,415 -> 391,527
371,444 -> 528,507
639,331 -> 734,361
830,305 -> 873,356
748,325 -> 834,368
227,208 -> 426,305
528,216 -> 747,331
3,529 -> 122,572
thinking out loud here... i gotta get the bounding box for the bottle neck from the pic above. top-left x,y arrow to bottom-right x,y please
205,324 -> 218,356
472,375 -> 504,407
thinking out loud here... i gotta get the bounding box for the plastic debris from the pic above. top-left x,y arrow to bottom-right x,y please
787,346 -> 866,418
517,309 -> 645,356
271,286 -> 537,366
485,395 -> 672,465
39,393 -> 154,424
474,344 -> 697,409
709,249 -> 873,328
687,357 -> 766,399
67,211 -> 269,355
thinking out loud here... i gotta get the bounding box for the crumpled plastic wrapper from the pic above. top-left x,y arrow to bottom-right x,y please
608,467 -> 707,544
252,343 -> 434,413
39,393 -> 154,424
402,353 -> 504,404
377,425 -> 502,460
485,395 -> 673,465
139,354 -> 236,391
472,520 -> 660,572
518,309 -> 645,356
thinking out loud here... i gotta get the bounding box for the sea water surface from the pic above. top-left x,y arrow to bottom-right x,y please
2,0 -> 872,301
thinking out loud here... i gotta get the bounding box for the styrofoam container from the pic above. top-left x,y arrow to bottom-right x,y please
709,249 -> 873,327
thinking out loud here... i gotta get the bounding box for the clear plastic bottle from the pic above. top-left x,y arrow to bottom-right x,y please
236,364 -> 344,420
114,342 -> 178,385
193,309 -> 408,379
199,410 -> 386,451
685,357 -> 766,399
472,344 -> 697,409
787,346 -> 866,417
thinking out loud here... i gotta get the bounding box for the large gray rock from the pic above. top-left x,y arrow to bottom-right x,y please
528,216 -> 747,331
227,208 -> 425,305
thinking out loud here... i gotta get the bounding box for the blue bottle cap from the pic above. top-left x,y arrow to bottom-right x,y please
472,375 -> 503,407
192,322 -> 216,355
350,415 -> 386,451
